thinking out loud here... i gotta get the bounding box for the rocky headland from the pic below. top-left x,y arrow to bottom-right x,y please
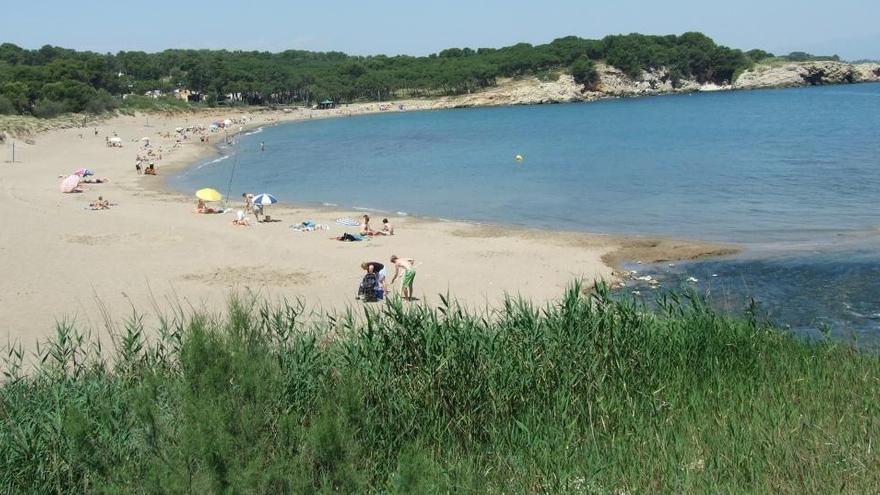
440,61 -> 880,107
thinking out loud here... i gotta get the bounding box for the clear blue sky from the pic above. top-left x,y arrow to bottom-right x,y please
3,0 -> 878,60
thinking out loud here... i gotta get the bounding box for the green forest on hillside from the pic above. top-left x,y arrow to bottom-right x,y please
0,32 -> 785,117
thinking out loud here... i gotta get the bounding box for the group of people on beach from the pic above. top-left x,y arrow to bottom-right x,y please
360,214 -> 394,236
83,115 -> 422,302
358,255 -> 416,301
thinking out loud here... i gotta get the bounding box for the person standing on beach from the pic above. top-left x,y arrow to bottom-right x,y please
389,255 -> 416,300
242,192 -> 254,212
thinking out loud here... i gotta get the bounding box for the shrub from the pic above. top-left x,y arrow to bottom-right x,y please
31,99 -> 66,118
0,95 -> 15,115
570,57 -> 600,89
84,89 -> 118,114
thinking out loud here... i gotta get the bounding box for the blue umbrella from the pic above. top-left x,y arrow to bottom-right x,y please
252,193 -> 278,206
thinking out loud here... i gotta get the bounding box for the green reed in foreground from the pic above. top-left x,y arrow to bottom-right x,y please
1,285 -> 878,494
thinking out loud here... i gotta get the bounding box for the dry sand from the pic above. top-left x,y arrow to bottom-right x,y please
0,105 -> 735,348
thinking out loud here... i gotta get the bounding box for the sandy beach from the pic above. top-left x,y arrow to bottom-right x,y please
0,104 -> 735,348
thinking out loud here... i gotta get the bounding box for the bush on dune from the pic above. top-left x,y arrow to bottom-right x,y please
1,285 -> 878,493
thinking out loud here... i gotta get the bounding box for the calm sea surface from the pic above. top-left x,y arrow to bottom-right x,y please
172,83 -> 880,339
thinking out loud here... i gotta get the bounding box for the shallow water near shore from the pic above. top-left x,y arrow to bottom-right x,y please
171,83 -> 880,338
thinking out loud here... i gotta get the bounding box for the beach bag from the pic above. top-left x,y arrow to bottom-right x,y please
358,273 -> 379,302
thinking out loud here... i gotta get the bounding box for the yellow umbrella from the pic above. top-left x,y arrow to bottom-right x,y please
195,188 -> 223,202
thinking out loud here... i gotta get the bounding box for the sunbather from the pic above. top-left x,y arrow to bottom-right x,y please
90,196 -> 110,210
195,199 -> 215,214
360,214 -> 374,235
232,210 -> 251,226
381,218 -> 394,235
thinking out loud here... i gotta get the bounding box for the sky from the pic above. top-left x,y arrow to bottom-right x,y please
2,0 -> 878,60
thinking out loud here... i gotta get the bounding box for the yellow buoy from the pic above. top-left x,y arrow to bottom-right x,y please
515,154 -> 524,161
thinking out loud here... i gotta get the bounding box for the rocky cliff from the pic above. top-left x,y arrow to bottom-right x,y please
733,61 -> 880,89
437,61 -> 880,108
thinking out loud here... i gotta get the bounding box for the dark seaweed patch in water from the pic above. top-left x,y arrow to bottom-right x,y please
620,250 -> 880,344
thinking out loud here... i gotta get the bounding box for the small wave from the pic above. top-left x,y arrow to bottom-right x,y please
396,211 -> 408,216
197,155 -> 231,169
352,206 -> 387,213
322,202 -> 338,207
242,127 -> 264,137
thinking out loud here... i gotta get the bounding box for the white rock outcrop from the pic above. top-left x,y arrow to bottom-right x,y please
734,61 -> 880,89
436,60 -> 879,108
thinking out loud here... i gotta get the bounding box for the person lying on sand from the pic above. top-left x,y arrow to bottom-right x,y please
194,199 -> 216,214
81,178 -> 109,184
89,196 -> 110,210
334,233 -> 364,242
389,255 -> 416,300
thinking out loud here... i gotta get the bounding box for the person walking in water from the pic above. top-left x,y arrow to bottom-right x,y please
389,255 -> 416,300
260,141 -> 265,152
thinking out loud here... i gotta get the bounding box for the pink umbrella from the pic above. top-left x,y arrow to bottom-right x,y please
60,174 -> 81,193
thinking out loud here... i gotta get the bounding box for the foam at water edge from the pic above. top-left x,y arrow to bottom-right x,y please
196,155 -> 231,169
353,206 -> 387,213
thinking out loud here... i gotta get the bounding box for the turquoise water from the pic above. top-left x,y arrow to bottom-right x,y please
172,83 -> 880,338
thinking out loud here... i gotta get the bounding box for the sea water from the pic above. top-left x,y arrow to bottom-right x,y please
171,83 -> 880,339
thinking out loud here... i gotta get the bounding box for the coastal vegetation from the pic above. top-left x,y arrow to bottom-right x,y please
2,286 -> 878,493
0,32 -> 782,117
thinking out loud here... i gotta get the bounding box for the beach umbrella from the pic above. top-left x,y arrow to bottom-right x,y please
109,137 -> 122,143
223,119 -> 233,126
195,188 -> 223,202
60,174 -> 80,193
336,217 -> 360,227
140,137 -> 150,141
252,193 -> 277,206
73,168 -> 93,177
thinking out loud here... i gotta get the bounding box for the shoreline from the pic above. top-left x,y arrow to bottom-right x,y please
151,107 -> 741,268
1,106 -> 737,349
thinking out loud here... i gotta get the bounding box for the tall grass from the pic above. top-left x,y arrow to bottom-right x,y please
1,285 -> 878,493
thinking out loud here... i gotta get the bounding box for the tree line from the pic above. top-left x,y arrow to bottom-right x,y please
0,32 -> 785,117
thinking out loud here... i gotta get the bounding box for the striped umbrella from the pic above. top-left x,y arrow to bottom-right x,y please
336,217 -> 360,227
252,193 -> 277,206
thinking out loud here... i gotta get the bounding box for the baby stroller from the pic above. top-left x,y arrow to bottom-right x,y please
357,272 -> 381,302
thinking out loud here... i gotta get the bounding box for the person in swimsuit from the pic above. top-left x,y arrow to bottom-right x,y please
361,214 -> 374,235
389,255 -> 416,300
